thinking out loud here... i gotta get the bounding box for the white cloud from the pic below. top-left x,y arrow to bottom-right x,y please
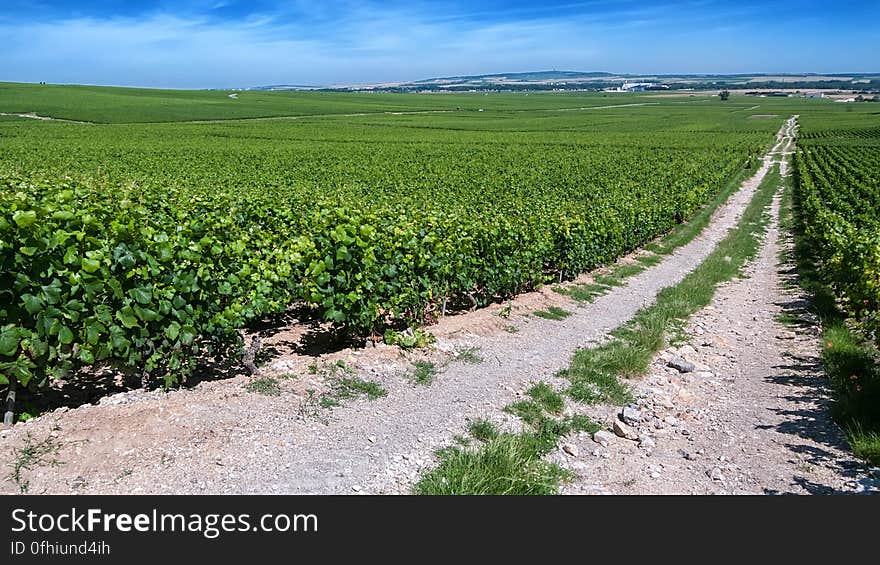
0,10 -> 609,87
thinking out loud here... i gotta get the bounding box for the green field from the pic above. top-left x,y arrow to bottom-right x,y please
0,82 -> 876,393
0,82 -> 674,123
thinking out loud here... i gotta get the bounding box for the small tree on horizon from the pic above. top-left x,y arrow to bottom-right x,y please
719,90 -> 731,101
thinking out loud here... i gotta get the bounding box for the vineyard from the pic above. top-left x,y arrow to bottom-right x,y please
0,85 -> 793,400
794,113 -> 880,340
793,107 -> 880,442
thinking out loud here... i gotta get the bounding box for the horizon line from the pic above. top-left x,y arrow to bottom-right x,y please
4,69 -> 880,92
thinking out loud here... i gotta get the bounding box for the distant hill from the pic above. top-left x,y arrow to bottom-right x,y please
412,70 -> 616,83
249,84 -> 322,91
251,70 -> 880,93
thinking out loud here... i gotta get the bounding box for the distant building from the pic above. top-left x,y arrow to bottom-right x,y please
604,81 -> 669,92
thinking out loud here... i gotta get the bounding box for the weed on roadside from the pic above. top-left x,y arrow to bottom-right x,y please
299,389 -> 329,423
527,382 -> 564,414
468,419 -> 499,442
412,361 -> 438,385
8,434 -> 64,494
534,306 -> 571,321
455,347 -> 483,364
245,376 -> 282,396
413,433 -> 571,495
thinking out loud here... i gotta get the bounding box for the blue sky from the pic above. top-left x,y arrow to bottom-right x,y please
1,1 -> 877,88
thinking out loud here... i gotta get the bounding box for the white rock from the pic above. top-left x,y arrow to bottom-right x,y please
593,430 -> 615,446
622,406 -> 642,425
639,435 -> 656,450
562,444 -> 579,457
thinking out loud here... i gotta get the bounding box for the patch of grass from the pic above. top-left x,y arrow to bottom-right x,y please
774,311 -> 802,326
612,313 -> 668,354
455,347 -> 483,364
563,366 -> 634,405
413,433 -> 571,495
848,426 -> 880,464
412,360 -> 438,385
504,325 -> 520,333
593,340 -> 655,377
335,377 -> 387,400
526,382 -> 564,414
595,263 -> 646,287
560,282 -> 612,303
468,419 -> 499,442
529,418 -> 575,453
566,413 -> 602,434
307,360 -> 388,409
245,376 -> 281,396
503,400 -> 545,428
318,395 -> 340,409
821,327 -> 880,461
417,380 -> 601,495
8,433 -> 64,494
635,253 -> 663,268
452,434 -> 471,446
534,306 -> 571,321
418,394 -> 601,494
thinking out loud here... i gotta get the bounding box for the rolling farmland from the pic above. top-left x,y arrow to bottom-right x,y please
1,83 -> 879,495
